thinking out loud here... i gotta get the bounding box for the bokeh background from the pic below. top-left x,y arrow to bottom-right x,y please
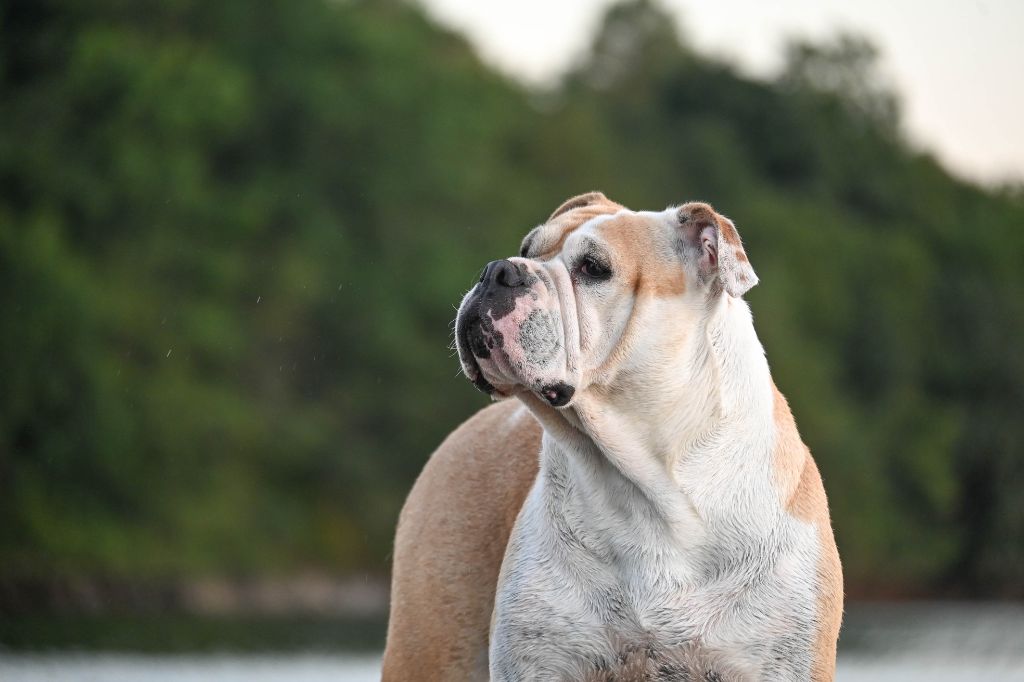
1,0 -> 1022,678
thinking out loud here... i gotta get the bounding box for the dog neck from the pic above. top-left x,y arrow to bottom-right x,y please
518,294 -> 779,547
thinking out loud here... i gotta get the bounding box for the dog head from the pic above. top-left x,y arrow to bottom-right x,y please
455,192 -> 757,408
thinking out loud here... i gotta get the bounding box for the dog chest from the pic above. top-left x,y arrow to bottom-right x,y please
489,468 -> 820,681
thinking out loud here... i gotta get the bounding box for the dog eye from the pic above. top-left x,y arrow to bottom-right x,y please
578,255 -> 612,281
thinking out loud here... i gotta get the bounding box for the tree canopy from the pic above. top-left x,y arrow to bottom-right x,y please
1,0 -> 1022,598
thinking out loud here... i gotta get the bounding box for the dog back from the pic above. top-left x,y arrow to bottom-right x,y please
382,400 -> 540,681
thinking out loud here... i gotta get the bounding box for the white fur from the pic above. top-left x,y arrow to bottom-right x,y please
486,209 -> 822,681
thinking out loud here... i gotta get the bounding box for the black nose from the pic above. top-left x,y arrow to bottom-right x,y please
480,259 -> 527,289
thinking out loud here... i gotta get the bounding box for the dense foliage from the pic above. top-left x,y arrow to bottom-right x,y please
1,0 -> 1021,598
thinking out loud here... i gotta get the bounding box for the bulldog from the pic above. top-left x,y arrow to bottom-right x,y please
383,193 -> 843,681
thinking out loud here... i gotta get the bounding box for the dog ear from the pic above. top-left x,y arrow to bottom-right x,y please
547,191 -> 610,222
678,202 -> 758,297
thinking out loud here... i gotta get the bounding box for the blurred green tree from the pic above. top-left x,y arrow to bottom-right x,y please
1,0 -> 1021,598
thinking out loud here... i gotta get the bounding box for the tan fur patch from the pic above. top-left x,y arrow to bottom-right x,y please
596,213 -> 687,298
678,202 -> 748,258
382,400 -> 541,681
575,211 -> 689,386
531,195 -> 626,258
548,191 -> 611,221
772,384 -> 844,681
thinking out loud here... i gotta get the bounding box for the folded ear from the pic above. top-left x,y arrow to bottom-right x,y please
547,191 -> 610,222
678,202 -> 758,297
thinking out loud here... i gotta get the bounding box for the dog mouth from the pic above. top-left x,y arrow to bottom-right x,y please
454,276 -> 576,408
455,291 -> 500,396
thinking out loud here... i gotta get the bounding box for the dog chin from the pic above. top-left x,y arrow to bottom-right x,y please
456,311 -> 574,406
471,358 -> 577,410
455,340 -> 510,398
472,355 -> 522,398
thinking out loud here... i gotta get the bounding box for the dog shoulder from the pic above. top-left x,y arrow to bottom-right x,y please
771,383 -> 844,681
383,399 -> 541,681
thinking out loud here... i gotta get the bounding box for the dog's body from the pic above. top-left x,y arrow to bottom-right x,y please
384,400 -> 541,681
383,194 -> 842,681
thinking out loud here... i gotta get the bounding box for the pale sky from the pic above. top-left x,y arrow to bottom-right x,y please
420,0 -> 1024,186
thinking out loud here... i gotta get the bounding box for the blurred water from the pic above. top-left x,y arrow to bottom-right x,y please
1,603 -> 1022,681
0,654 -> 380,681
3,652 -> 1024,681
834,601 -> 1024,681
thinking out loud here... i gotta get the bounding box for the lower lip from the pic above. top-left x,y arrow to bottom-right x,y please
457,308 -> 497,396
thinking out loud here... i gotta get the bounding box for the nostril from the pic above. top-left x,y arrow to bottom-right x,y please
480,260 -> 501,286
482,259 -> 527,289
496,264 -> 511,287
495,260 -> 525,288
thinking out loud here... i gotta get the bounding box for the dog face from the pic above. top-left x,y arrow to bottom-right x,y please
455,192 -> 757,407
